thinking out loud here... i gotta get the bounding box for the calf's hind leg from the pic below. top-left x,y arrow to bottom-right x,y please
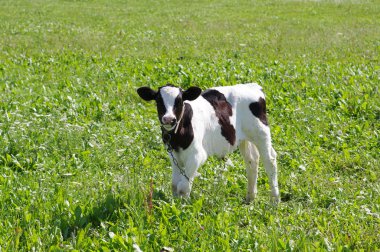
254,127 -> 280,203
239,141 -> 260,202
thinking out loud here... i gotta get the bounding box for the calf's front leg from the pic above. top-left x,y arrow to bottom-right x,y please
171,149 -> 206,198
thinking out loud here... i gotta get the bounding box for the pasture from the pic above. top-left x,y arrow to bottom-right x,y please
0,0 -> 379,250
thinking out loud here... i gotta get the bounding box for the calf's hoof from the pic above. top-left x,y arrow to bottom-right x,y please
245,192 -> 257,203
176,180 -> 191,198
270,195 -> 281,205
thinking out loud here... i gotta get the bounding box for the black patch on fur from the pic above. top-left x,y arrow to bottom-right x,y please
173,94 -> 183,120
202,89 -> 236,146
162,103 -> 194,151
155,92 -> 166,123
249,97 -> 268,126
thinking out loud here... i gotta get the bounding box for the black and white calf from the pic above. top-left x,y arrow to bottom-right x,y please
137,83 -> 279,203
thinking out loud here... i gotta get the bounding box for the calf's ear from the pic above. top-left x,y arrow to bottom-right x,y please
137,87 -> 157,101
183,86 -> 202,101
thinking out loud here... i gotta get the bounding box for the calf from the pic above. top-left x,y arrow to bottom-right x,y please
137,83 -> 279,203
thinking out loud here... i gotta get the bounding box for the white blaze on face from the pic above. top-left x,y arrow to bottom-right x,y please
160,86 -> 180,129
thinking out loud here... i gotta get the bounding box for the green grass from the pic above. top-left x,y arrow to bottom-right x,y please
0,0 -> 379,250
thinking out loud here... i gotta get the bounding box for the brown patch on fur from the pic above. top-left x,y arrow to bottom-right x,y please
249,97 -> 268,126
162,103 -> 194,151
202,89 -> 236,145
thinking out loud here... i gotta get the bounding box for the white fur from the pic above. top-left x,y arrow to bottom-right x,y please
160,86 -> 180,127
169,83 -> 279,203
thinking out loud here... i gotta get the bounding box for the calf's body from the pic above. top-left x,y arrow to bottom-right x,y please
137,83 -> 279,203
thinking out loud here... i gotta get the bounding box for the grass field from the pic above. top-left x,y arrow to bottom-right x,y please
0,0 -> 379,250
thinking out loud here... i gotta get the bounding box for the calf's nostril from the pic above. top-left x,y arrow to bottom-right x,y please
162,116 -> 176,125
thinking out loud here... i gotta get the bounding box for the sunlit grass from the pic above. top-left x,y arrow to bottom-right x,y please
0,0 -> 379,250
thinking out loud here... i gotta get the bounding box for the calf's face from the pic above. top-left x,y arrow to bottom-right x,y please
137,85 -> 202,131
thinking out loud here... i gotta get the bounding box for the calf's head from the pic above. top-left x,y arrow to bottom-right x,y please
137,85 -> 202,131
